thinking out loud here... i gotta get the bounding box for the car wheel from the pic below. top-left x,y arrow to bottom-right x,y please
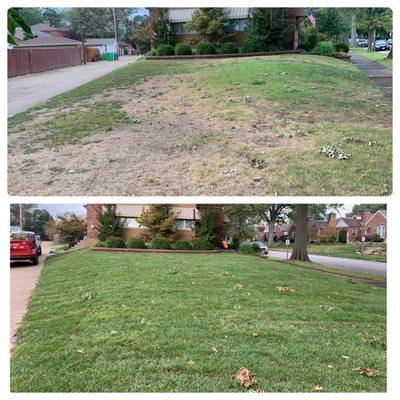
31,254 -> 39,266
38,247 -> 42,256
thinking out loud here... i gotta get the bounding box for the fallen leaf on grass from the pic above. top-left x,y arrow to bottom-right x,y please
236,368 -> 257,388
314,384 -> 324,392
252,332 -> 259,337
76,348 -> 85,354
153,344 -> 160,350
187,359 -> 195,366
249,387 -> 265,393
354,367 -> 377,377
276,286 -> 295,293
234,283 -> 244,289
211,347 -> 218,353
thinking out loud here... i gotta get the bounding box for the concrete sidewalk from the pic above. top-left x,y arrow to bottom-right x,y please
10,241 -> 52,349
350,53 -> 392,100
8,55 -> 140,116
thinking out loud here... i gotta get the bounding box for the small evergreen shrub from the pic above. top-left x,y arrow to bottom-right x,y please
156,44 -> 175,56
192,236 -> 213,250
243,37 -> 264,53
196,40 -> 216,55
239,243 -> 258,253
334,41 -> 349,53
150,236 -> 171,249
94,240 -> 106,247
126,237 -> 146,249
313,41 -> 336,55
105,236 -> 126,248
175,42 -> 192,55
174,240 -> 192,250
147,49 -> 157,56
220,42 -> 239,54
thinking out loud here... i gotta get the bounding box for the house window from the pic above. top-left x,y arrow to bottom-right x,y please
376,225 -> 386,238
174,219 -> 195,230
351,228 -> 357,237
125,218 -> 140,228
230,19 -> 248,32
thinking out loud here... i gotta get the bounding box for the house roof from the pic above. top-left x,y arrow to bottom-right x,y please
167,8 -> 250,23
86,38 -> 130,46
337,217 -> 363,228
313,220 -> 327,230
31,22 -> 67,32
17,37 -> 81,47
14,27 -> 51,40
365,210 -> 387,225
116,205 -> 200,220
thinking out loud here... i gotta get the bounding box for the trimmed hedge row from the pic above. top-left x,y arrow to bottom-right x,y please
95,236 -> 213,251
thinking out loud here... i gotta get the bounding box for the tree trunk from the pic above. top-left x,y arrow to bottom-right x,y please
267,221 -> 275,246
387,48 -> 392,59
290,204 -> 310,261
367,30 -> 375,52
350,14 -> 357,46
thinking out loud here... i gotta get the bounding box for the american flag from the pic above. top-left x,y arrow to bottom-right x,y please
307,12 -> 317,28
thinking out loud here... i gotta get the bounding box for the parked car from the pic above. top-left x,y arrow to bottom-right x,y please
387,38 -> 393,45
357,38 -> 368,47
251,241 -> 269,254
374,39 -> 390,51
10,231 -> 40,265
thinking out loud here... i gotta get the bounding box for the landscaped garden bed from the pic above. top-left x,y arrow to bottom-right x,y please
91,247 -> 234,254
11,249 -> 386,392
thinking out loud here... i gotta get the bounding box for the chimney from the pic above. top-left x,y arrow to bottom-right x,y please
327,212 -> 337,228
362,209 -> 372,223
85,204 -> 103,239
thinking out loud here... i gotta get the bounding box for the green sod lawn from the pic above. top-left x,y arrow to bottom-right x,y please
350,47 -> 392,69
11,250 -> 386,392
272,243 -> 386,262
8,54 -> 392,196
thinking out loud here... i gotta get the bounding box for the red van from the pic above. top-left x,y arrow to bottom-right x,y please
10,231 -> 39,265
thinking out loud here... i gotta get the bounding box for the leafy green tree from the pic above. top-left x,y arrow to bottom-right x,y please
129,14 -> 150,52
24,209 -> 54,239
42,8 -> 64,27
348,204 -> 386,216
8,8 -> 32,44
19,8 -> 43,26
150,8 -> 171,47
56,214 -> 87,247
315,8 -> 350,39
97,205 -> 125,241
194,207 -> 225,246
137,205 -> 177,237
10,204 -> 36,227
186,8 -> 230,44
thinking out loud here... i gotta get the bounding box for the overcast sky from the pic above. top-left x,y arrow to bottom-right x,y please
33,204 -> 355,219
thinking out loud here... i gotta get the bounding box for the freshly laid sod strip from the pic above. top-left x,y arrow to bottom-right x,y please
11,250 -> 386,392
8,55 -> 391,196
271,243 -> 387,262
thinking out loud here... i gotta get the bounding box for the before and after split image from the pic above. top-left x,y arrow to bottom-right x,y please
6,4 -> 393,396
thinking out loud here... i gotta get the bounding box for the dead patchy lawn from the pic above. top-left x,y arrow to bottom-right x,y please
8,55 -> 392,195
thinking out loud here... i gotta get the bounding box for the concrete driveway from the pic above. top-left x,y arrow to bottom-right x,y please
268,250 -> 387,277
8,55 -> 140,116
10,241 -> 52,349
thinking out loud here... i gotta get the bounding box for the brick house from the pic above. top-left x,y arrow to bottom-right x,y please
85,204 -> 226,243
148,8 -> 306,49
363,209 -> 387,240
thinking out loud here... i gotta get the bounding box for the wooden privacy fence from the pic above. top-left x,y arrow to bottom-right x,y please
8,47 -> 83,78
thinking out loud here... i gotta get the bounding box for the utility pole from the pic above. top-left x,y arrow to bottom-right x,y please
112,8 -> 118,57
19,204 -> 23,230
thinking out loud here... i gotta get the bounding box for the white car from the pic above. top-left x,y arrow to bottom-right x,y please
251,241 -> 268,254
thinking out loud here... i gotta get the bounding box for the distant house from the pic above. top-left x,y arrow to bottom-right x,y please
148,7 -> 306,49
85,38 -> 133,56
29,21 -> 73,38
363,209 -> 387,241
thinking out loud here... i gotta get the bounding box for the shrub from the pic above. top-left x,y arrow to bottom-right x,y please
299,26 -> 320,51
371,234 -> 384,243
156,44 -> 175,56
94,240 -> 106,247
105,236 -> 126,248
192,236 -> 213,250
175,42 -> 192,55
313,41 -> 336,55
220,42 -> 239,54
239,243 -> 258,253
147,49 -> 157,56
196,40 -> 216,55
338,230 -> 347,243
242,37 -> 264,53
126,236 -> 146,249
174,240 -> 192,250
334,41 -> 349,53
150,236 -> 171,249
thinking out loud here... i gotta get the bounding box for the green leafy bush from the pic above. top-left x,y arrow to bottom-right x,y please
313,41 -> 336,55
94,240 -> 106,247
175,42 -> 192,55
156,44 -> 175,56
219,42 -> 239,54
299,26 -> 320,51
146,49 -> 157,56
196,40 -> 216,55
239,243 -> 258,253
334,41 -> 349,53
126,237 -> 146,249
174,240 -> 192,250
242,37 -> 264,53
150,236 -> 171,249
193,236 -> 213,250
105,236 -> 126,248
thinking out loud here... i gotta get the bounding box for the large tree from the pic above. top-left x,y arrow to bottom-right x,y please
24,209 -> 54,239
194,207 -> 226,246
10,204 -> 36,228
348,204 -> 386,216
253,204 -> 288,246
290,204 -> 310,261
